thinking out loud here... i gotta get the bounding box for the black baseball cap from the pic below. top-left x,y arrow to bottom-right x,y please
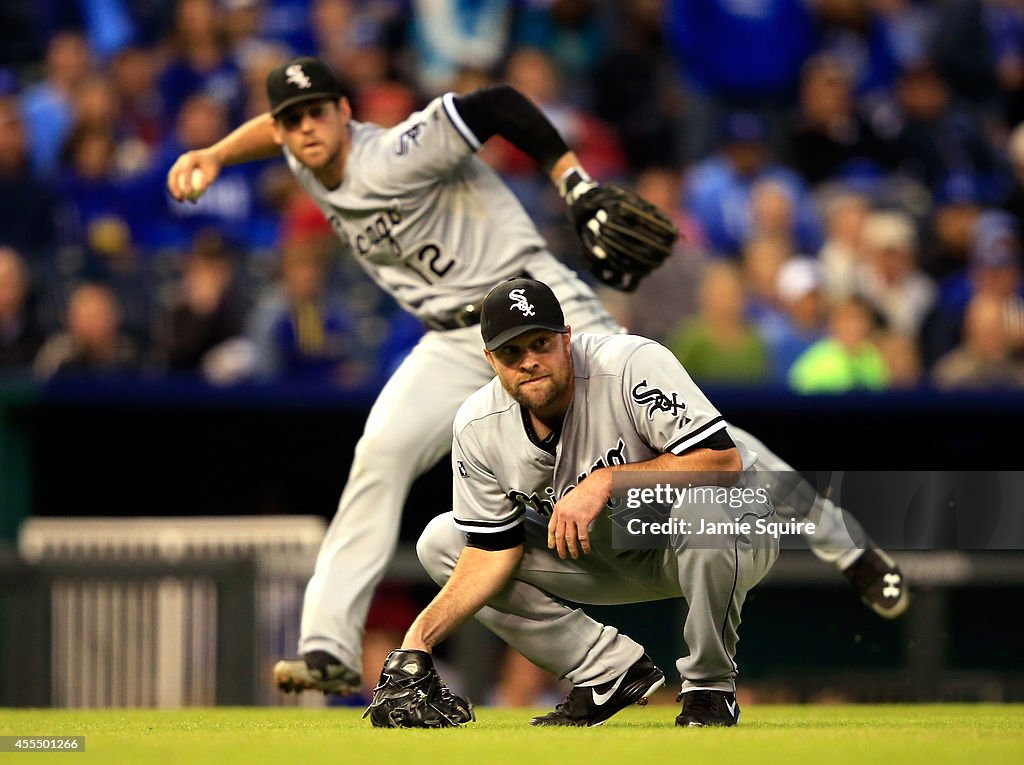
480,277 -> 568,351
266,56 -> 343,118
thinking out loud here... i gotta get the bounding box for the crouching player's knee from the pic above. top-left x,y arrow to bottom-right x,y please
416,512 -> 463,585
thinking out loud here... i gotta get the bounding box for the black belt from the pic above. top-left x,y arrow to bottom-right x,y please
422,303 -> 483,331
422,271 -> 531,332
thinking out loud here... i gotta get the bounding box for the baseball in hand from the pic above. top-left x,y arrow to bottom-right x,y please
184,167 -> 206,202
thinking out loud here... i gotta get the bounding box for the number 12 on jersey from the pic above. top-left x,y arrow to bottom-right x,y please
408,241 -> 456,284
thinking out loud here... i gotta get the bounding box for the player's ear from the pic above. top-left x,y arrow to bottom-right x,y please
338,97 -> 352,121
483,348 -> 495,369
269,115 -> 284,147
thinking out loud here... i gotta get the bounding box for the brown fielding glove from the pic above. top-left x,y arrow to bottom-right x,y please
559,169 -> 679,292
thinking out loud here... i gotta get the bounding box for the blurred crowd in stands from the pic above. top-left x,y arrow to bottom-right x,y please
2,0 -> 1024,393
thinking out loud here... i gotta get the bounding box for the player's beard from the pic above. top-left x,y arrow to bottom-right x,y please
508,358 -> 573,415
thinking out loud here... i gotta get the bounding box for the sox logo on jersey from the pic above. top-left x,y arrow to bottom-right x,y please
631,380 -> 686,421
509,288 -> 536,317
395,122 -> 426,156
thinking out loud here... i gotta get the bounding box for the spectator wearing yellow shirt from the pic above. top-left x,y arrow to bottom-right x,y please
666,262 -> 770,385
789,296 -> 888,393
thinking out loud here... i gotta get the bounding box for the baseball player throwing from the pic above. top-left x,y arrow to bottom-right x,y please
166,56 -> 905,698
365,277 -> 777,728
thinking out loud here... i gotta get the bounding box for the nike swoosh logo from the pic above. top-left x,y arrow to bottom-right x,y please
592,673 -> 626,706
725,700 -> 737,717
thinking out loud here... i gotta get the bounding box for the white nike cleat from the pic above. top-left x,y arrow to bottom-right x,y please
529,653 -> 665,727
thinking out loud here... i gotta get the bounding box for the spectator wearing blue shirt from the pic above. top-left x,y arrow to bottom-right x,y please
158,0 -> 244,123
665,0 -> 818,159
889,60 -> 1004,203
259,0 -> 318,56
686,111 -> 822,258
19,31 -> 92,179
815,0 -> 907,102
754,256 -> 827,383
246,245 -> 369,386
923,209 -> 1024,367
0,95 -> 58,256
57,126 -> 130,249
409,0 -> 513,95
129,93 -> 278,252
512,0 -> 609,83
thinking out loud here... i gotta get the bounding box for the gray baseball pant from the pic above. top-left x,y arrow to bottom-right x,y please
416,494 -> 778,692
298,283 -> 619,671
728,425 -> 870,569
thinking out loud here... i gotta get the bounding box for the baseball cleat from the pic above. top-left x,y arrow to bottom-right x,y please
675,689 -> 740,727
529,653 -> 665,727
842,548 -> 910,619
274,650 -> 361,695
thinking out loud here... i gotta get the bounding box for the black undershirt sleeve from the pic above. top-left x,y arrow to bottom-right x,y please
688,429 -> 735,451
452,84 -> 570,174
465,524 -> 526,551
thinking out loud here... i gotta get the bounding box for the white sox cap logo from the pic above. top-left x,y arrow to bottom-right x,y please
285,64 -> 312,89
480,277 -> 565,351
508,288 -> 536,317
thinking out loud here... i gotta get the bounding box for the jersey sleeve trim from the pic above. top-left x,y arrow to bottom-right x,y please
665,416 -> 728,455
452,509 -> 526,534
466,524 -> 525,551
441,92 -> 482,151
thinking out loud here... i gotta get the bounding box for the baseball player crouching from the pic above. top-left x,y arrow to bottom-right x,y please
365,277 -> 778,728
166,55 -> 904,700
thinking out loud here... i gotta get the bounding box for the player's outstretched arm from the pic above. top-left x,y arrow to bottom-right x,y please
452,85 -> 677,291
363,544 -> 518,728
166,113 -> 280,203
403,544 -> 523,652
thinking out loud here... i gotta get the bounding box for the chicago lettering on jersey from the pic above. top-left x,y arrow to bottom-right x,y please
506,438 -> 628,514
571,437 -> 627,490
353,206 -> 404,256
337,203 -> 457,283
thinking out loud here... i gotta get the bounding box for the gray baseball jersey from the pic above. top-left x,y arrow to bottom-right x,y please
283,94 -> 587,320
451,332 -> 748,538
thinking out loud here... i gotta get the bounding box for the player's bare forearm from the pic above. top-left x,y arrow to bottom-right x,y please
610,448 -> 742,488
402,544 -> 523,651
548,448 -> 742,560
548,151 -> 584,187
209,113 -> 280,165
167,114 -> 279,202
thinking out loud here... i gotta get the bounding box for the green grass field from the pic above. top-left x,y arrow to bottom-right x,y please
2,706 -> 1022,765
